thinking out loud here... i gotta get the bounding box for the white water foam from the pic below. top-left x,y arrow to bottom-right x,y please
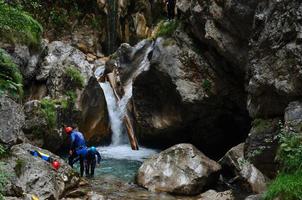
97,145 -> 158,161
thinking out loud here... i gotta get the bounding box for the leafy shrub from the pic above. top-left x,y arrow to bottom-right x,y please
154,20 -> 179,38
40,99 -> 57,129
0,145 -> 6,158
65,66 -> 84,89
275,123 -> 302,173
0,0 -> 43,46
264,171 -> 302,200
264,122 -> 302,200
0,49 -> 23,99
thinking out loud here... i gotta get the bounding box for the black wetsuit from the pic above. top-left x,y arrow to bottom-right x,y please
85,148 -> 102,177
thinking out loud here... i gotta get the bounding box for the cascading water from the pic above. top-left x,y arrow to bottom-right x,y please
99,81 -> 127,145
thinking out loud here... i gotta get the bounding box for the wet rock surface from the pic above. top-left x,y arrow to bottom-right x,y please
137,143 -> 221,195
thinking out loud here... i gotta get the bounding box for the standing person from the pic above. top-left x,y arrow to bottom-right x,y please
166,0 -> 176,20
64,126 -> 87,177
85,146 -> 102,177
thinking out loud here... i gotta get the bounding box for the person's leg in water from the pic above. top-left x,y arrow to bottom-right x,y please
91,158 -> 96,177
79,156 -> 84,177
85,159 -> 91,177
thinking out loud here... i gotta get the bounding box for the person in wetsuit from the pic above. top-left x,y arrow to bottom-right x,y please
64,126 -> 87,176
166,0 -> 176,20
85,146 -> 101,177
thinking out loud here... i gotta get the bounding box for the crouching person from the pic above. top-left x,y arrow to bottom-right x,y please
85,146 -> 101,177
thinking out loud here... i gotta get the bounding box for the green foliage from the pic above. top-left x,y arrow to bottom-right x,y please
154,20 -> 179,38
14,159 -> 25,177
0,49 -> 23,99
0,0 -> 43,46
65,66 -> 84,89
264,171 -> 302,200
264,121 -> 302,200
40,99 -> 57,129
276,123 -> 302,173
0,145 -> 6,158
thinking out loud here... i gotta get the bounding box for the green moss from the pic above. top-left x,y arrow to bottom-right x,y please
0,48 -> 23,99
252,119 -> 272,133
154,20 -> 179,38
65,66 -> 84,89
264,171 -> 302,200
0,1 -> 43,46
14,159 -> 25,177
40,99 -> 57,129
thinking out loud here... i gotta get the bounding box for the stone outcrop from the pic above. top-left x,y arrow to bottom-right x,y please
129,31 -> 250,158
247,0 -> 302,118
137,143 -> 221,195
79,77 -> 109,144
2,143 -> 80,199
219,143 -> 267,194
198,190 -> 235,200
244,119 -> 280,178
0,95 -> 26,146
37,41 -> 93,99
284,101 -> 302,132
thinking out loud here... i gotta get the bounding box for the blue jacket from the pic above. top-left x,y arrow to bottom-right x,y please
70,130 -> 86,150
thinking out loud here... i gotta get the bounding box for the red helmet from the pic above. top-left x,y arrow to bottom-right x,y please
64,127 -> 73,134
52,160 -> 60,170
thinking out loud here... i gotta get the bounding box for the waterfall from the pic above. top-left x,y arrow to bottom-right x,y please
99,82 -> 128,145
107,0 -> 117,54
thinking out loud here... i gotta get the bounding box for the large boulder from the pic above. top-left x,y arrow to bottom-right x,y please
219,143 -> 267,194
0,95 -> 26,146
79,77 -> 110,144
247,0 -> 302,118
2,143 -> 80,199
37,41 -> 93,98
137,143 -> 221,195
244,118 -> 280,178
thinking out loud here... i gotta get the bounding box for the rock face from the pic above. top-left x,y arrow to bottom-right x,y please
2,143 -> 80,199
247,0 -> 302,118
79,77 -> 109,144
284,101 -> 302,131
37,41 -> 93,98
137,143 -> 221,195
131,31 -> 250,158
0,95 -> 26,146
219,143 -> 267,194
244,119 -> 280,178
198,190 -> 234,200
